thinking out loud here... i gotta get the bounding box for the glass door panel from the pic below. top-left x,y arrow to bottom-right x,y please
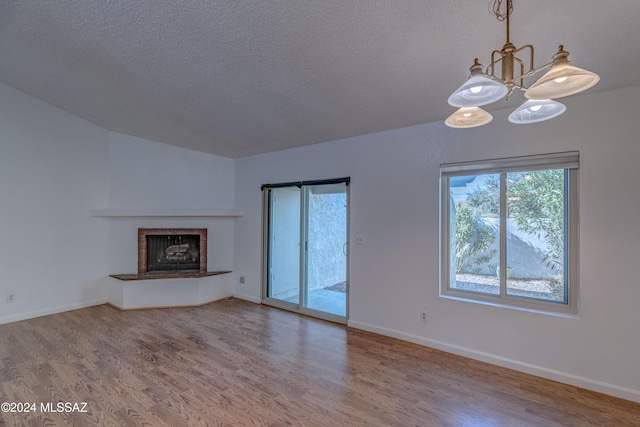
304,183 -> 347,317
266,187 -> 301,305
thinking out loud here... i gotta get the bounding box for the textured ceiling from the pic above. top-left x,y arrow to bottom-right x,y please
0,1 -> 639,158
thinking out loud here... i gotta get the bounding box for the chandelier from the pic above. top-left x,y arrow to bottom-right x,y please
445,0 -> 599,128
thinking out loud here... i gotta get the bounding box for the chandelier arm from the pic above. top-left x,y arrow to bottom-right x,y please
489,44 -> 545,83
516,60 -> 555,80
513,56 -> 525,89
489,50 -> 507,82
513,44 -> 535,74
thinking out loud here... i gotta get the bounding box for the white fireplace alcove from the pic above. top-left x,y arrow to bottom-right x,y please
108,273 -> 231,310
92,209 -> 242,310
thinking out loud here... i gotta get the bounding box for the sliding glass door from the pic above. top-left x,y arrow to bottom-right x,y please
263,178 -> 349,323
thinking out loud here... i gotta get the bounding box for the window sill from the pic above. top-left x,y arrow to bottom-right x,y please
440,293 -> 579,319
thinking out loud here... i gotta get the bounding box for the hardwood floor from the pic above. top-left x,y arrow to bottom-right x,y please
1,300 -> 639,426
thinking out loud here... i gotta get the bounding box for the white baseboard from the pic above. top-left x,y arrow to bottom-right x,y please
0,298 -> 108,326
232,292 -> 261,304
348,319 -> 640,404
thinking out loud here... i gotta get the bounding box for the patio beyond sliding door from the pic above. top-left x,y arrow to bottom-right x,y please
263,179 -> 349,323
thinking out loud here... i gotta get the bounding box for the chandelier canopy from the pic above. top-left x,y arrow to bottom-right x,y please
445,0 -> 599,128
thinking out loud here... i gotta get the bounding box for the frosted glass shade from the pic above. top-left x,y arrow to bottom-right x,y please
448,75 -> 508,107
445,107 -> 493,128
508,99 -> 566,124
525,63 -> 600,100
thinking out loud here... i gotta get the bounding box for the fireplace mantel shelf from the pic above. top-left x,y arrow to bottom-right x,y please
110,271 -> 231,281
90,209 -> 243,218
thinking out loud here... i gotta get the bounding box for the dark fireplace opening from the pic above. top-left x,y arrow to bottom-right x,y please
138,228 -> 207,274
147,235 -> 200,272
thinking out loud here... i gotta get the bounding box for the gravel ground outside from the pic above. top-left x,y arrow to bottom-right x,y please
324,276 -> 563,302
324,281 -> 346,292
454,273 -> 563,302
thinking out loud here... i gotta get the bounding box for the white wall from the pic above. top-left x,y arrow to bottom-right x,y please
0,81 -> 111,324
234,86 -> 640,402
105,133 -> 237,305
0,81 -> 238,321
108,133 -> 235,210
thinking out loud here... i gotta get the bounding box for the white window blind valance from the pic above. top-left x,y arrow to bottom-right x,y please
441,151 -> 579,178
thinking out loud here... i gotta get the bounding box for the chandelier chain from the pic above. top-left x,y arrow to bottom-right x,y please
491,0 -> 513,22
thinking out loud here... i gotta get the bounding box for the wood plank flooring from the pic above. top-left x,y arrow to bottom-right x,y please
1,299 -> 639,426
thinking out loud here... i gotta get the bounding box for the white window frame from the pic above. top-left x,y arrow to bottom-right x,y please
440,152 -> 579,315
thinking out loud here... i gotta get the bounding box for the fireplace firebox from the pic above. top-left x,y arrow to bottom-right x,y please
138,228 -> 207,274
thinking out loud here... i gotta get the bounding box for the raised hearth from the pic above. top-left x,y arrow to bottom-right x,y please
110,271 -> 230,281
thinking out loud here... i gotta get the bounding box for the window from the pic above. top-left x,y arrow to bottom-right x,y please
440,152 -> 579,314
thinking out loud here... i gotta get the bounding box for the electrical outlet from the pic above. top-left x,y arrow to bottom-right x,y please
239,276 -> 245,284
355,236 -> 364,245
421,311 -> 427,322
7,292 -> 15,303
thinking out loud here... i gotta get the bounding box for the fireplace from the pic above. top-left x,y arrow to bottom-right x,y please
138,228 -> 207,274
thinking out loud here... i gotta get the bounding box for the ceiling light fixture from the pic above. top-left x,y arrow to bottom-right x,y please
508,99 -> 566,124
445,0 -> 599,128
445,107 -> 493,128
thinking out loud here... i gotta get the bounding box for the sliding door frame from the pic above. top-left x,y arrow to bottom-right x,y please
261,177 -> 350,324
